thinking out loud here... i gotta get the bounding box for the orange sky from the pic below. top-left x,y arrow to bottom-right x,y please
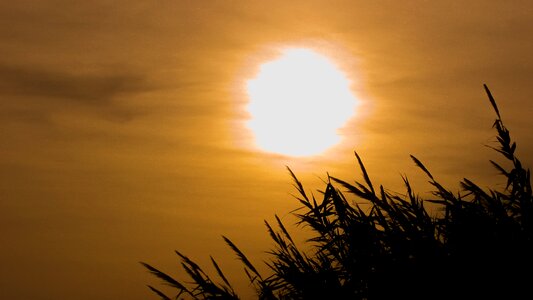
1,1 -> 532,299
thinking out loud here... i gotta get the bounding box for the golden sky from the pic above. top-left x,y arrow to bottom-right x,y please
1,1 -> 532,299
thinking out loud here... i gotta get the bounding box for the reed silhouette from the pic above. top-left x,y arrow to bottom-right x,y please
142,85 -> 532,299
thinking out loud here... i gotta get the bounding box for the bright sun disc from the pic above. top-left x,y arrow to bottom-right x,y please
246,48 -> 357,157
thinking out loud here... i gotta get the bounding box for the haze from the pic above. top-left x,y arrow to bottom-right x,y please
1,1 -> 532,299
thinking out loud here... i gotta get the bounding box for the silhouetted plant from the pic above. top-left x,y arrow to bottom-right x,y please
142,85 -> 532,299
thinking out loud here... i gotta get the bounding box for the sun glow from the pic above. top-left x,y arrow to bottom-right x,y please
246,48 -> 357,157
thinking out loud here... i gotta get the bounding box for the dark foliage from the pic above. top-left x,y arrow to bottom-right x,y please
142,85 -> 532,299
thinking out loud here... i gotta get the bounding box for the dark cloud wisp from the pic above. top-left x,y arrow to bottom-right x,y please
0,63 -> 149,104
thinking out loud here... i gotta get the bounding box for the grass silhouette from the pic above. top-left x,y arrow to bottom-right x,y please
142,85 -> 532,299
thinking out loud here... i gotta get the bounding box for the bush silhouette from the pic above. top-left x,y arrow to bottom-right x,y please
142,85 -> 532,299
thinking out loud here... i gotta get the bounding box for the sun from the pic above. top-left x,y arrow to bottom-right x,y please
246,48 -> 357,157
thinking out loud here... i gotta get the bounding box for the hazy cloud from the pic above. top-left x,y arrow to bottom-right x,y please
0,63 -> 148,103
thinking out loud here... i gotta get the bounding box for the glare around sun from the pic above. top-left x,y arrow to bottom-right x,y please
246,48 -> 357,157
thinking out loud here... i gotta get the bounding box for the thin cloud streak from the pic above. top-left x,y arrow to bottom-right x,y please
0,63 -> 149,103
